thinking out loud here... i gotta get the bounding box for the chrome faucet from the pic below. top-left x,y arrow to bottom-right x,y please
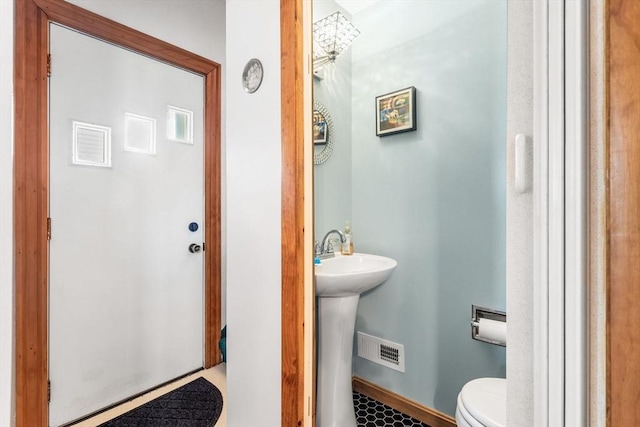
317,229 -> 345,259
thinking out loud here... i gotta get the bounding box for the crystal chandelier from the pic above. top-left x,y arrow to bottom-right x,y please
313,11 -> 360,70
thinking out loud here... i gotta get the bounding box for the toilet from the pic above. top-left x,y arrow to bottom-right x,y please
455,377 -> 506,427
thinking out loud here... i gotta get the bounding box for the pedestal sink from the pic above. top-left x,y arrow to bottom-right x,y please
315,253 -> 397,427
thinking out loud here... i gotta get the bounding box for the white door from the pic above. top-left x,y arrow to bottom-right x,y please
48,24 -> 205,426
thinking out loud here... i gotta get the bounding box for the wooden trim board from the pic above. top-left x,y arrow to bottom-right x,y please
606,0 -> 640,425
353,377 -> 457,427
280,0 -> 309,426
14,1 -> 49,422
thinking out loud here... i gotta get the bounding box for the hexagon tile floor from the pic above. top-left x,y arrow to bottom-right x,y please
353,391 -> 430,427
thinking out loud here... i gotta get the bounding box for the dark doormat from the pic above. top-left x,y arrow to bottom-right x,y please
99,377 -> 223,427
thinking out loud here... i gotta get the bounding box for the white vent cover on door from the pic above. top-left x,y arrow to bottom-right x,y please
124,112 -> 156,154
167,105 -> 194,144
72,121 -> 112,167
357,331 -> 405,372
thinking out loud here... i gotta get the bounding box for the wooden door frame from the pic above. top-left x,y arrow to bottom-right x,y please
281,0 -> 312,425
606,0 -> 640,425
14,1 -> 222,425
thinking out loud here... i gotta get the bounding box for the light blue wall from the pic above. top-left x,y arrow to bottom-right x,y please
351,1 -> 507,416
315,0 -> 507,417
313,3 -> 353,239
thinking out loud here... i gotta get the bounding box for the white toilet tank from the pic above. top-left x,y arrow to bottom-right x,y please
455,377 -> 506,427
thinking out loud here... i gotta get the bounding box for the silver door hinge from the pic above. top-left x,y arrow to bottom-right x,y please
47,217 -> 51,240
47,54 -> 51,77
48,380 -> 51,402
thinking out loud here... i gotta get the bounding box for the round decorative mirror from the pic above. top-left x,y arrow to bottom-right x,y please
313,101 -> 334,165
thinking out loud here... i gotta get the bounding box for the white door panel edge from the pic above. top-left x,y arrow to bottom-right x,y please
533,1 -> 588,426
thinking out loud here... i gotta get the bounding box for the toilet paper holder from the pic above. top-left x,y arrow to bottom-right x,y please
471,305 -> 506,347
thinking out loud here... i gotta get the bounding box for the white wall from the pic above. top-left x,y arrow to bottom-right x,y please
67,0 -> 226,61
225,1 -> 282,426
0,2 -> 225,425
506,0 -> 534,425
0,0 -> 15,424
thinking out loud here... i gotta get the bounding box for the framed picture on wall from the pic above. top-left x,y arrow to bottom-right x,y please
313,109 -> 328,144
375,86 -> 417,137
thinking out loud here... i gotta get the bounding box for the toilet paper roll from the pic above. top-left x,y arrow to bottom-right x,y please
477,318 -> 507,345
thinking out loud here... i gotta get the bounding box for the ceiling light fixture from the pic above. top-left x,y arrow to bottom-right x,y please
313,11 -> 360,70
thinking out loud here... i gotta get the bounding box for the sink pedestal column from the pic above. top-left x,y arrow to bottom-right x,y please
316,294 -> 360,427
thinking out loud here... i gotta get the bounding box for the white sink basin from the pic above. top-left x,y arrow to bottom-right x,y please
315,253 -> 397,297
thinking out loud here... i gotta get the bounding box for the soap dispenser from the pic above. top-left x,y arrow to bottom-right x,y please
341,220 -> 354,255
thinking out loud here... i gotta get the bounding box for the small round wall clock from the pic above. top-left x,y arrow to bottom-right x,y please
242,58 -> 264,94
